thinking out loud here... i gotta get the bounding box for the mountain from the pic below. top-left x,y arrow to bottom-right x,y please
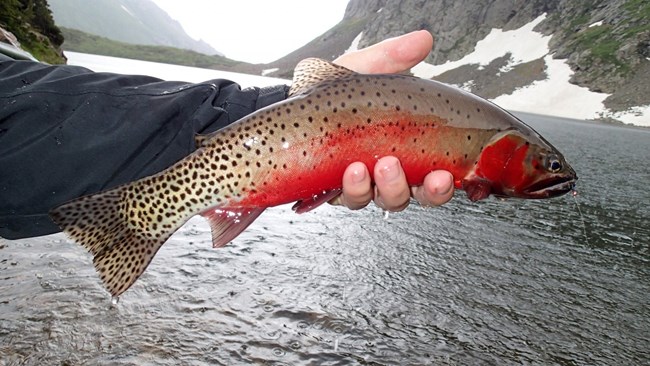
47,0 -> 222,56
262,0 -> 649,125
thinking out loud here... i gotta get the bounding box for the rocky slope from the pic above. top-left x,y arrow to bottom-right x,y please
264,0 -> 649,123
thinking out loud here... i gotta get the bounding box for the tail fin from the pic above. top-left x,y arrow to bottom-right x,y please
50,186 -> 177,297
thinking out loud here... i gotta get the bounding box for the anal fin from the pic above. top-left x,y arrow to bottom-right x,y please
201,207 -> 266,248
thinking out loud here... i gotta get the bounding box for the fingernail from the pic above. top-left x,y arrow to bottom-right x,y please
434,172 -> 454,195
351,167 -> 366,183
379,159 -> 400,182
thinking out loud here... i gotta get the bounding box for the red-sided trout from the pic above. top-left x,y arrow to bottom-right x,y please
50,58 -> 577,296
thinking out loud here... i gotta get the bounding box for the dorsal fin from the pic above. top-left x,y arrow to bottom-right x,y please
289,58 -> 357,97
194,133 -> 210,148
194,130 -> 221,149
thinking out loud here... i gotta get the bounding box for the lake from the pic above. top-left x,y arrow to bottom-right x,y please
1,55 -> 649,365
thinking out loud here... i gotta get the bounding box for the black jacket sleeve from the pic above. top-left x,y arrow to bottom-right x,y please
0,57 -> 289,239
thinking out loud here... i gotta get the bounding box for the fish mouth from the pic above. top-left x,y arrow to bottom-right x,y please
523,175 -> 578,198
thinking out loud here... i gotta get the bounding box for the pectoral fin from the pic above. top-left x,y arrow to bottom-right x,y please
462,178 -> 493,202
291,189 -> 342,214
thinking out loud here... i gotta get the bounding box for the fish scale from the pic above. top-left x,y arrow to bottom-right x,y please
50,58 -> 577,296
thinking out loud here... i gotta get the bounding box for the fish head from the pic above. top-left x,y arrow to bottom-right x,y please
468,129 -> 577,200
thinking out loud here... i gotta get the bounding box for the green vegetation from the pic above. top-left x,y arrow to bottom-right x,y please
622,0 -> 650,38
575,25 -> 623,66
61,28 -> 242,69
623,0 -> 650,16
0,0 -> 65,63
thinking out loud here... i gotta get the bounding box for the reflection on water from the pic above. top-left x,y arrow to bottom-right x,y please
1,114 -> 649,365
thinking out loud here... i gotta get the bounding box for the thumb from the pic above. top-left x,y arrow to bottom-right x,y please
334,30 -> 434,74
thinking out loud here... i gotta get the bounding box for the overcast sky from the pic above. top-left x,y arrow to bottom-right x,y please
151,0 -> 350,64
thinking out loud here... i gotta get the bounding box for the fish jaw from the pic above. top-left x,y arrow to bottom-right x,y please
521,174 -> 577,198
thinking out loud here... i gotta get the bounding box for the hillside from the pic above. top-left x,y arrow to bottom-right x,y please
60,28 -> 247,71
48,0 -> 221,56
262,0 -> 649,125
0,0 -> 65,63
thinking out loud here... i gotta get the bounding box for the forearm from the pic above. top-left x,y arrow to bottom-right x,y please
0,59 -> 288,239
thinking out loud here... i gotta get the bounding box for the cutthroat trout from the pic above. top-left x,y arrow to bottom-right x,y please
50,58 -> 577,296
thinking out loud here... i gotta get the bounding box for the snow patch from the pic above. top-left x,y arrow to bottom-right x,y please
460,80 -> 475,92
603,105 -> 650,126
491,55 -> 609,120
120,5 -> 135,18
345,32 -> 364,53
412,14 -> 550,79
261,68 -> 279,76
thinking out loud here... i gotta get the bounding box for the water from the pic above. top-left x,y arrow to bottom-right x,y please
2,54 -> 649,364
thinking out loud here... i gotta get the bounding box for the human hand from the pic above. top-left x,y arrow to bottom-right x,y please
331,30 -> 455,211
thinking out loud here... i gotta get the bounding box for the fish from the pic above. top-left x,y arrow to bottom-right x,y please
49,58 -> 577,296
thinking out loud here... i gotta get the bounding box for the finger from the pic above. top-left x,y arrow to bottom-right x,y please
411,170 -> 455,207
330,162 -> 373,209
334,30 -> 434,74
373,156 -> 411,212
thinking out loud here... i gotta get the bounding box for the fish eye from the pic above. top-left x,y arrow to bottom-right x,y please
547,156 -> 562,172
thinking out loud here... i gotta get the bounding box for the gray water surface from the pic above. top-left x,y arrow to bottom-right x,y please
1,113 -> 649,365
